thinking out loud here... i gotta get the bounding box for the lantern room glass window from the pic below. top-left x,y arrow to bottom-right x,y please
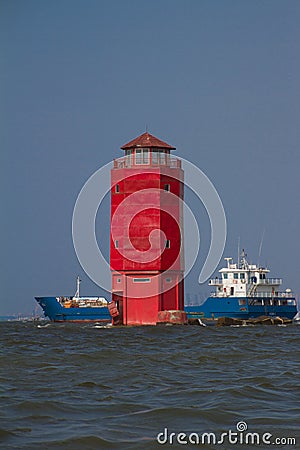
135,148 -> 149,165
159,152 -> 166,164
135,149 -> 142,164
142,148 -> 149,164
125,149 -> 132,165
152,150 -> 159,165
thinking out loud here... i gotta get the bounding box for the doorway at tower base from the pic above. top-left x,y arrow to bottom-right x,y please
157,310 -> 187,325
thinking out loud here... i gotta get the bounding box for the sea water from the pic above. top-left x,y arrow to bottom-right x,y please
0,321 -> 299,449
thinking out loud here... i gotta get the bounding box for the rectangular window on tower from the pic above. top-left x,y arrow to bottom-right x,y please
164,184 -> 170,192
133,278 -> 151,283
115,184 -> 120,193
165,239 -> 171,249
115,240 -> 119,248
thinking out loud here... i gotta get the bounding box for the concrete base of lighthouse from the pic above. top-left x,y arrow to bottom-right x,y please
157,310 -> 187,325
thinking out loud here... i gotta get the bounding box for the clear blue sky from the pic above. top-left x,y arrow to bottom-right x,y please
1,0 -> 300,315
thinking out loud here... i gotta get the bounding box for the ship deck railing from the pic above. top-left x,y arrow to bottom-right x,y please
211,291 -> 294,298
209,279 -> 223,286
209,278 -> 282,286
258,278 -> 282,285
248,291 -> 294,298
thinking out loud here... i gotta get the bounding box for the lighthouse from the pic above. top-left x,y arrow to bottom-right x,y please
110,132 -> 186,325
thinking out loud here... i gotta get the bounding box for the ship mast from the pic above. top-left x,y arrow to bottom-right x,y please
74,276 -> 81,298
240,249 -> 249,270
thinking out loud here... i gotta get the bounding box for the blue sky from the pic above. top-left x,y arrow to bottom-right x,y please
1,0 -> 300,315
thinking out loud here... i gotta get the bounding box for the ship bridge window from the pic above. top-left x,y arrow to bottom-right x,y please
259,274 -> 266,279
234,273 -> 239,279
240,273 -> 245,279
223,273 -> 228,279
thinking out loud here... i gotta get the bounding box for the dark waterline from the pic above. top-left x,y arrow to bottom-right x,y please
0,322 -> 299,449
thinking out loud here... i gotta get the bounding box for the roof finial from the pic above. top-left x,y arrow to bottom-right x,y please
145,124 -> 148,133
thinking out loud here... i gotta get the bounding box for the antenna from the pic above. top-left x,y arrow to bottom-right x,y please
237,236 -> 240,268
145,124 -> 148,133
258,229 -> 265,267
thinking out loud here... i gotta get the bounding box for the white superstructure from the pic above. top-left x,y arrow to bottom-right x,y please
209,250 -> 293,300
56,276 -> 108,308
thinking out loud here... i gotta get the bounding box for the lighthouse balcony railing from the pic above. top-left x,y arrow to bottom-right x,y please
113,156 -> 182,169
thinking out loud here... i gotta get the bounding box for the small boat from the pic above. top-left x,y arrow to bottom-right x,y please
185,250 -> 298,320
293,311 -> 300,324
35,277 -> 111,323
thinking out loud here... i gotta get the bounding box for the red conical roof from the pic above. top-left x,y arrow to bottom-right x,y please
121,132 -> 176,150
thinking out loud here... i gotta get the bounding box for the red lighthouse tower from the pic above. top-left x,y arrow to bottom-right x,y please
110,132 -> 186,325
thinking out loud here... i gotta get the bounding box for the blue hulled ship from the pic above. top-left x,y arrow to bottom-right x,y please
185,250 -> 297,320
35,277 -> 111,323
